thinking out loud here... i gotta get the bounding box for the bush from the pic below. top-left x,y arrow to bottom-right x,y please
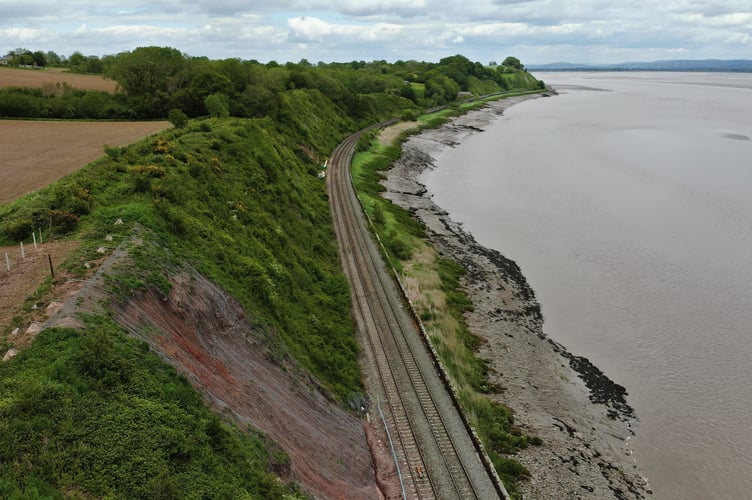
47,209 -> 79,233
168,109 -> 188,128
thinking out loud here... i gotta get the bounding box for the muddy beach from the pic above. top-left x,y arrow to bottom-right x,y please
381,94 -> 651,499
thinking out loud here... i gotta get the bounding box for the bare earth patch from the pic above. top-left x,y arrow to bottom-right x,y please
378,121 -> 419,146
0,67 -> 117,93
0,240 -> 81,346
0,120 -> 171,205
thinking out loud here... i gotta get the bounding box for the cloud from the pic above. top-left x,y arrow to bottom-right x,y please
0,0 -> 750,63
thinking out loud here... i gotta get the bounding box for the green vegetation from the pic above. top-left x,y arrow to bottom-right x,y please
1,98 -> 364,400
1,49 -> 544,120
1,48 -> 544,497
0,322 -> 296,499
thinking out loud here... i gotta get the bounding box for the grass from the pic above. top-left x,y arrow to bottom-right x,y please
1,100 -> 365,402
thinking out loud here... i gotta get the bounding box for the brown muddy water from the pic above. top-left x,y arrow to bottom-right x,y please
425,73 -> 752,499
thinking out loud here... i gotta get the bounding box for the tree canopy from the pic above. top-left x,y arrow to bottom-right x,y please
1,48 -> 543,121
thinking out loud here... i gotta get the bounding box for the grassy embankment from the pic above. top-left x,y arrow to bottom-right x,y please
0,88 -> 415,497
0,59 -> 541,496
351,86 -> 545,498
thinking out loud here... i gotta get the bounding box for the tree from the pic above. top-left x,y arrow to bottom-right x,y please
31,51 -> 47,67
204,93 -> 229,117
105,47 -> 187,96
235,85 -> 278,118
10,48 -> 35,66
424,72 -> 460,104
502,56 -> 524,71
398,83 -> 417,103
84,56 -> 103,73
173,69 -> 234,116
46,51 -> 62,66
68,51 -> 87,69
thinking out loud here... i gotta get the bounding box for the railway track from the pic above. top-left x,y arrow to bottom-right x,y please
327,129 -> 503,499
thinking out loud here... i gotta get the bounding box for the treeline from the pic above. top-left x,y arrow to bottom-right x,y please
0,47 -> 544,120
3,48 -> 106,73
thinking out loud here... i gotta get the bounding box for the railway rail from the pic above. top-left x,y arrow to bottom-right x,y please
327,127 -> 504,499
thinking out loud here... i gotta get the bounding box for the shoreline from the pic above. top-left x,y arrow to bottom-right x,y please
381,94 -> 651,498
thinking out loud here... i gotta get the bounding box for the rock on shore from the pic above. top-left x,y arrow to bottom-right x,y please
381,95 -> 652,499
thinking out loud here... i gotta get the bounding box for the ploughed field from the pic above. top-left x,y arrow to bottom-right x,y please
0,66 -> 117,93
0,120 -> 171,205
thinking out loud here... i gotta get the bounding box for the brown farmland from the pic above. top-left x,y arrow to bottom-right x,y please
0,120 -> 171,205
0,67 -> 117,92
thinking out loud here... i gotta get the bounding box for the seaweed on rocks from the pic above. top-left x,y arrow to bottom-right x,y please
547,338 -> 636,421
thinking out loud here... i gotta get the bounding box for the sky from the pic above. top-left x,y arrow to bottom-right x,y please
2,0 -> 750,65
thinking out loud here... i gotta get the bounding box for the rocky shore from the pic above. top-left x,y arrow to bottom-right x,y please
381,94 -> 652,499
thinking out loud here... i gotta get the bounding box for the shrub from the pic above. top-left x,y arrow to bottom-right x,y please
167,109 -> 188,128
47,209 -> 79,233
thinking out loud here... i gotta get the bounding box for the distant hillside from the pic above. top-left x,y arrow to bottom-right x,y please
528,59 -> 752,72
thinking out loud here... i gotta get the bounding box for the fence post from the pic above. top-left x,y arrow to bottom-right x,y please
4,253 -> 9,272
32,232 -> 38,250
48,255 -> 55,278
20,242 -> 25,260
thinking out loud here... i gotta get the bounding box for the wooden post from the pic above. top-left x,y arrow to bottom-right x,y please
48,254 -> 55,278
4,253 -> 9,272
20,242 -> 25,260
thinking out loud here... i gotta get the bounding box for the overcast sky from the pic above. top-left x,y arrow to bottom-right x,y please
2,1 -> 750,64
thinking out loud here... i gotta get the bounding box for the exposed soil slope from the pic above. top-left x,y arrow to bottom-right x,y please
0,240 -> 79,344
33,237 -> 380,499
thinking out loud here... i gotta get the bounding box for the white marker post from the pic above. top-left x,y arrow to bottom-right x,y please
32,232 -> 38,250
39,228 -> 43,244
20,242 -> 25,260
5,253 -> 9,272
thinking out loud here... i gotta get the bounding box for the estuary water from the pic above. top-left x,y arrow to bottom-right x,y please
426,73 -> 752,499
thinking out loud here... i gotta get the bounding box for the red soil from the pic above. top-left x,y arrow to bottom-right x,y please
115,272 -> 381,499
